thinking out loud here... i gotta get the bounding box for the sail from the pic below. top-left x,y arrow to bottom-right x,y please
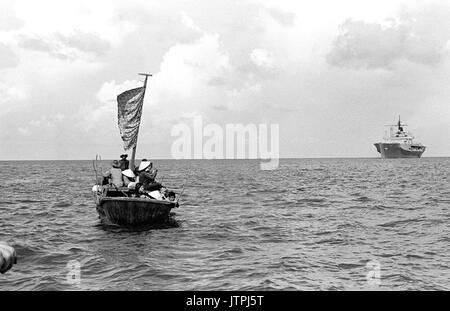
117,86 -> 145,150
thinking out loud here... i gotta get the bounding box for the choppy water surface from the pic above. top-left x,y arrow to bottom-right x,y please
0,158 -> 449,290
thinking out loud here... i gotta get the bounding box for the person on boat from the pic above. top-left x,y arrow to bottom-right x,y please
162,189 -> 177,204
103,160 -> 124,187
137,160 -> 161,191
151,187 -> 177,203
158,188 -> 178,206
167,191 -> 176,202
133,158 -> 148,176
122,169 -> 136,188
119,154 -> 129,171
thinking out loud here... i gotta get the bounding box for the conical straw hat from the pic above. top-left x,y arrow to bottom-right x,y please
122,169 -> 135,178
138,161 -> 151,171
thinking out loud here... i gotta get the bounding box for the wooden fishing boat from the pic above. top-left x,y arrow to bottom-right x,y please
94,187 -> 176,226
92,73 -> 180,226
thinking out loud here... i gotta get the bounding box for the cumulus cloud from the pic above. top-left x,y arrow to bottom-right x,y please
327,4 -> 450,69
4,0 -> 134,64
147,14 -> 275,120
18,31 -> 111,60
56,31 -> 111,56
153,32 -> 231,99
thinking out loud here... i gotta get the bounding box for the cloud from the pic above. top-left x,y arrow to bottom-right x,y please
56,31 -> 111,56
7,0 -> 134,63
97,80 -> 141,104
18,35 -> 53,52
266,7 -> 295,26
18,31 -> 111,60
70,80 -> 141,136
152,32 -> 232,101
0,43 -> 19,69
250,48 -> 275,69
327,4 -> 450,69
28,114 -> 65,128
0,80 -> 28,114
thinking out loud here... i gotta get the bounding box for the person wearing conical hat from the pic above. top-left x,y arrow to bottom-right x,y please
133,159 -> 147,175
137,160 -> 161,191
122,169 -> 136,189
138,160 -> 151,172
0,241 -> 17,274
103,160 -> 124,187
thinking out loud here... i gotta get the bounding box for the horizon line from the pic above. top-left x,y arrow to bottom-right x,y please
0,156 -> 448,161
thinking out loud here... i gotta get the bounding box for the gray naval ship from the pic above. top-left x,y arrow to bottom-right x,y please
374,116 -> 426,158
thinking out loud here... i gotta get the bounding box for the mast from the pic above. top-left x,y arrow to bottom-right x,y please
130,73 -> 152,170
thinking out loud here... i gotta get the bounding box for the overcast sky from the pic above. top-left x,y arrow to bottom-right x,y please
0,0 -> 449,160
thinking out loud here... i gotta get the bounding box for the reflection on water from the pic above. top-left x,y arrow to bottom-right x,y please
97,214 -> 181,233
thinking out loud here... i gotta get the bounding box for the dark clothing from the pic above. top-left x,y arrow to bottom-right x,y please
138,170 -> 155,184
133,167 -> 140,176
138,169 -> 160,190
143,182 -> 162,191
119,159 -> 129,171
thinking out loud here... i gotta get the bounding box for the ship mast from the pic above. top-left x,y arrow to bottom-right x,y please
130,73 -> 152,170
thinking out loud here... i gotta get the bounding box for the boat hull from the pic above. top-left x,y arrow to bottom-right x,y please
96,197 -> 175,226
374,143 -> 425,158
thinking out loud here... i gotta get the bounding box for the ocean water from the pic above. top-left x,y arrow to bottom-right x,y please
0,158 -> 449,291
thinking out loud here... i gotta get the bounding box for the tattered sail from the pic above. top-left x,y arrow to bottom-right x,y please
117,87 -> 145,150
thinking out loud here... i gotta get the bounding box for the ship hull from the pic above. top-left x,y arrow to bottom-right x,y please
374,143 -> 425,158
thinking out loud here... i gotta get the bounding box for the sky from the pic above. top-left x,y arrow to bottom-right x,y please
0,0 -> 449,160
